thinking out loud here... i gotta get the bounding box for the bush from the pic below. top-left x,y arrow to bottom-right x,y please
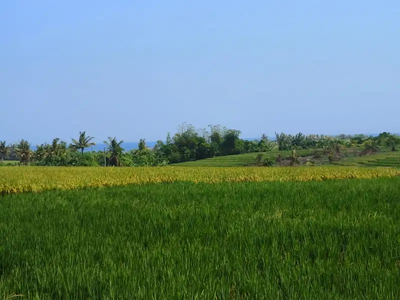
263,157 -> 275,167
306,158 -> 315,166
255,154 -> 264,166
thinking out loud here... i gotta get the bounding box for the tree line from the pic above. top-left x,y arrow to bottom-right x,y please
0,124 -> 399,166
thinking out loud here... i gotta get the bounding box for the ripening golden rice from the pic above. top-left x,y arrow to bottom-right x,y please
1,166 -> 399,195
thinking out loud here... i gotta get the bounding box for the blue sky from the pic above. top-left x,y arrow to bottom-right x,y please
1,0 -> 399,144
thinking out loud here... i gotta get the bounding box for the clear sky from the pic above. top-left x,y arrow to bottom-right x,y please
1,1 -> 399,144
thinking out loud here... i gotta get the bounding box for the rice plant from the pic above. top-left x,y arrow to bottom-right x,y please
1,178 -> 400,299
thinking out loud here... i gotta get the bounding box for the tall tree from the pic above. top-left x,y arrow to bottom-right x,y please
173,124 -> 199,161
42,138 -> 68,165
258,135 -> 275,152
138,139 -> 147,151
208,125 -> 225,157
384,134 -> 400,151
34,144 -> 48,165
221,129 -> 242,155
166,133 -> 172,145
48,138 -> 61,157
104,137 -> 124,166
71,131 -> 96,155
275,132 -> 293,151
15,140 -> 32,165
0,141 -> 10,162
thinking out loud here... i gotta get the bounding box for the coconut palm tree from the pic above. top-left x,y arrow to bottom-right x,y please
40,138 -> 68,165
104,137 -> 124,166
0,141 -> 10,162
275,132 -> 293,151
15,140 -> 32,165
34,144 -> 48,165
71,131 -> 96,155
48,138 -> 67,158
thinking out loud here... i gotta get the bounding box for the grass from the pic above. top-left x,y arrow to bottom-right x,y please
0,160 -> 18,166
336,151 -> 400,167
177,148 -> 400,168
176,150 -> 313,166
1,178 -> 400,299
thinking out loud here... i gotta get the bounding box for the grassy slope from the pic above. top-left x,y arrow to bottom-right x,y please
177,148 -> 400,168
1,179 -> 400,299
177,149 -> 313,167
335,150 -> 400,167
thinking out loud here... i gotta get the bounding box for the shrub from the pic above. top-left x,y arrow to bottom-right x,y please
263,157 -> 275,167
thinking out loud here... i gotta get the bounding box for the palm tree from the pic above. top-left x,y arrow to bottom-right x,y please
104,137 -> 124,166
275,132 -> 293,151
15,140 -> 32,165
48,138 -> 61,156
71,131 -> 96,155
43,138 -> 68,165
48,138 -> 67,158
34,144 -> 48,165
138,139 -> 146,151
0,141 -> 10,162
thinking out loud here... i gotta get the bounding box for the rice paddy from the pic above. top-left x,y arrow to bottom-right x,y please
1,167 -> 400,299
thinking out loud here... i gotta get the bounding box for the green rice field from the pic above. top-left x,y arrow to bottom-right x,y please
1,178 -> 400,299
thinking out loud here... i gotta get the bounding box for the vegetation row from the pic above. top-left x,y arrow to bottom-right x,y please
1,123 -> 399,167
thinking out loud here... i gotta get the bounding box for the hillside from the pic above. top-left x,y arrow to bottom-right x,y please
176,149 -> 400,168
335,151 -> 400,168
176,150 -> 313,167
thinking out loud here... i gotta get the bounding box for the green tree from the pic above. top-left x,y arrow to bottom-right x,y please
275,132 -> 293,151
71,131 -> 96,155
255,153 -> 264,166
196,140 -> 211,159
104,137 -> 124,166
138,139 -> 147,151
351,134 -> 369,145
208,124 -> 226,156
221,130 -> 242,155
258,135 -> 275,152
132,139 -> 164,166
362,139 -> 380,155
15,140 -> 32,165
173,124 -> 199,161
292,132 -> 306,149
166,133 -> 173,145
44,138 -> 68,165
386,136 -> 400,151
378,133 -> 400,151
34,144 -> 48,165
0,141 -> 10,162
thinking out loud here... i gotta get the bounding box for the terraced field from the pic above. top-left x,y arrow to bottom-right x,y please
177,148 -> 400,168
177,150 -> 313,167
358,157 -> 400,167
336,151 -> 400,167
